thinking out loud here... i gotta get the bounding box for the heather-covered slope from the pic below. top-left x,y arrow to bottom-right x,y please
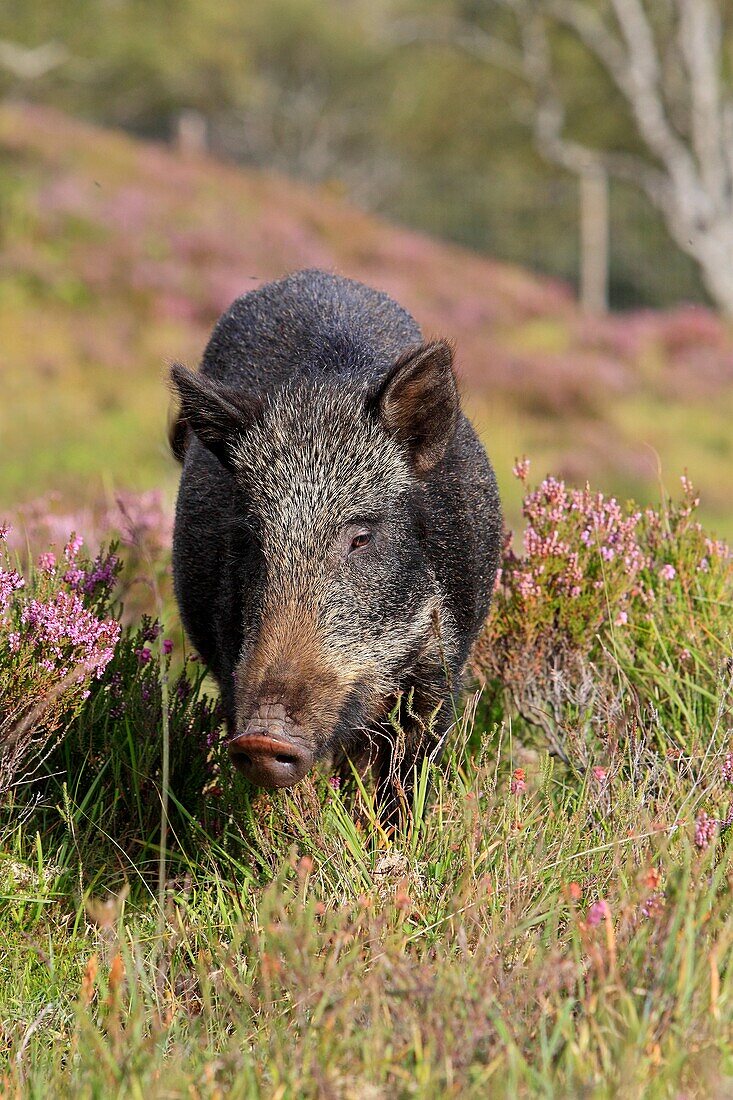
1,104 -> 732,532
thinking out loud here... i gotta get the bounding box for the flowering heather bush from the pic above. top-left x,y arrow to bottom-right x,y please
475,464 -> 733,766
0,525 -> 120,795
40,615 -> 226,870
0,508 -> 230,872
7,490 -> 175,623
2,533 -> 225,871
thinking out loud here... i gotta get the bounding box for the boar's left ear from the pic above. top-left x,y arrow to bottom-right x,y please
170,363 -> 261,470
372,340 -> 459,478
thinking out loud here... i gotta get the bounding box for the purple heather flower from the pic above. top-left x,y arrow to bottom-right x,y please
695,811 -> 716,850
0,567 -> 25,614
82,553 -> 119,595
328,775 -> 341,790
640,891 -> 665,920
163,638 -> 173,655
137,646 -> 152,664
659,563 -> 677,582
722,753 -> 733,785
142,621 -> 161,643
37,552 -> 56,572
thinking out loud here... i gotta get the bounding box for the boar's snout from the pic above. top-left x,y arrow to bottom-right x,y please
229,734 -> 312,788
228,702 -> 314,788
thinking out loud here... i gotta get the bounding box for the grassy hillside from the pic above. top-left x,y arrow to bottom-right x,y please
2,105 -> 733,1097
1,104 -> 732,537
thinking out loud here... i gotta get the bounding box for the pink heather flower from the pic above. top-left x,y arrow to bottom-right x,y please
60,534 -> 86,588
17,591 -> 119,677
705,537 -> 729,559
591,766 -> 608,783
659,563 -> 676,582
722,753 -> 733,785
0,522 -> 10,540
512,456 -> 530,481
586,900 -> 610,926
328,775 -> 341,790
614,610 -> 628,626
37,552 -> 56,572
0,567 -> 25,614
137,646 -> 152,664
162,638 -> 174,655
679,648 -> 691,663
510,767 -> 526,795
694,811 -> 716,850
64,534 -> 83,562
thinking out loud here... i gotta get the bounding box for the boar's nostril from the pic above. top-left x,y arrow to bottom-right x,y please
228,732 -> 313,789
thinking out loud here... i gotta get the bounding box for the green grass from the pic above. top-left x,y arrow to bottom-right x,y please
3,699 -> 733,1098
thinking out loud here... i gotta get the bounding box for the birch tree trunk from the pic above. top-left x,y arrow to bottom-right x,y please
579,166 -> 609,314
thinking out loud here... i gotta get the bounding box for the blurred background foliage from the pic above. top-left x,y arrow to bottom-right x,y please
1,0 -> 732,540
4,0 -> 729,308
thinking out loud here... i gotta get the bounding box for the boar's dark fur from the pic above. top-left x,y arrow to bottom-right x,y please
170,270 -> 501,817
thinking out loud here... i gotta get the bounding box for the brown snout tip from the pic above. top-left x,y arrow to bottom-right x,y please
228,733 -> 313,789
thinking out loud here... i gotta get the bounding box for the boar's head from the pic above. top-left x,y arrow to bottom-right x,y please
170,340 -> 459,789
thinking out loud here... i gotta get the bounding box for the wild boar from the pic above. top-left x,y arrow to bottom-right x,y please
170,269 -> 501,815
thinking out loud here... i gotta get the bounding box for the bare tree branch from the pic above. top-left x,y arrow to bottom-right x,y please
518,9 -> 670,202
389,15 -> 525,77
608,0 -> 703,218
676,0 -> 729,213
0,39 -> 68,81
396,0 -> 733,311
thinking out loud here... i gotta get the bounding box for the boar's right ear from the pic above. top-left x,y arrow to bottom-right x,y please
169,363 -> 260,470
371,340 -> 459,478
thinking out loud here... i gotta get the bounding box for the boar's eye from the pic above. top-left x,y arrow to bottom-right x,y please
349,530 -> 372,553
